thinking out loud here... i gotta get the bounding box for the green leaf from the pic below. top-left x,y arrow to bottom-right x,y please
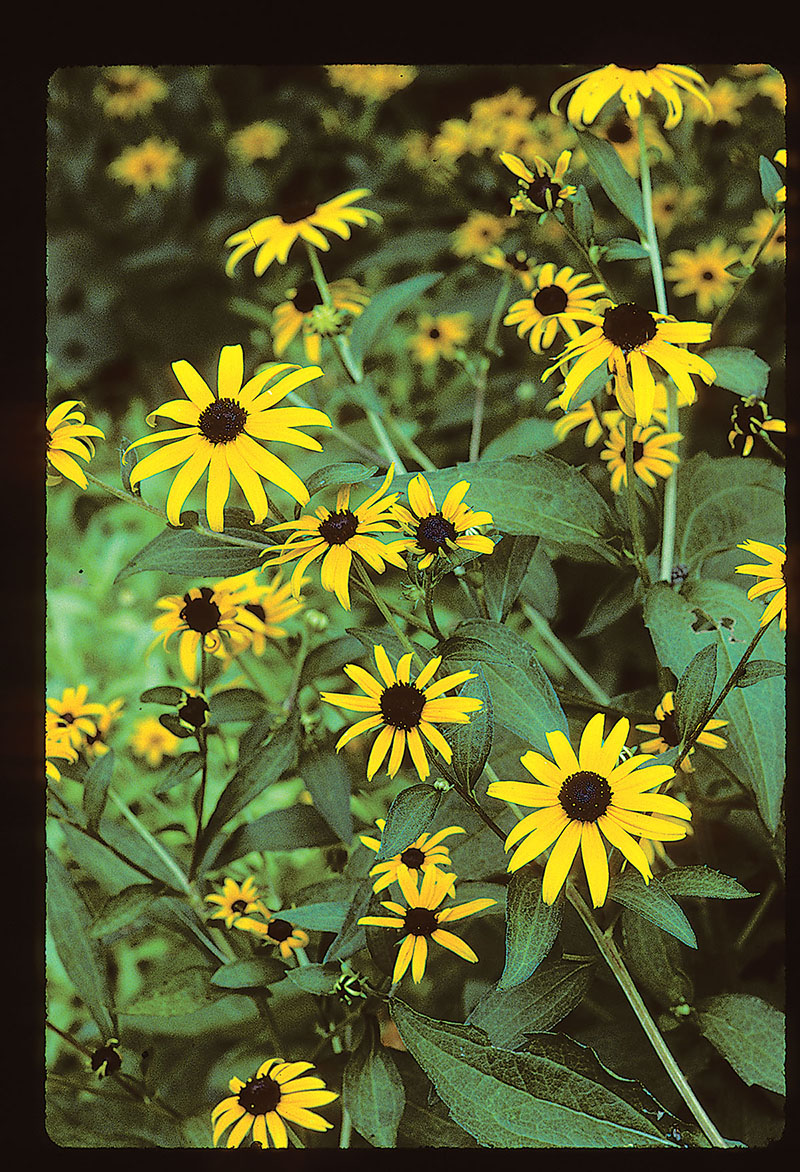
498,871 -> 563,990
657,866 -> 755,901
578,571 -> 638,637
571,184 -> 594,246
159,713 -> 194,739
323,884 -> 372,964
207,688 -> 267,724
344,1026 -> 406,1147
90,882 -> 161,938
119,990 -> 257,1036
620,910 -> 693,1010
283,962 -> 341,995
348,271 -> 444,376
608,873 -> 697,948
46,1083 -> 184,1148
467,957 -> 594,1047
440,618 -> 567,752
390,1000 -> 704,1147
298,633 -> 366,690
562,356 -> 611,410
210,957 -> 286,989
735,659 -> 785,688
208,805 -> 337,871
696,994 -> 785,1095
601,237 -> 650,261
702,347 -> 770,398
483,534 -> 540,623
124,964 -> 222,1016
281,900 -> 349,932
447,667 -> 493,793
573,129 -> 646,233
58,820 -> 156,895
303,462 -> 379,503
83,748 -> 115,835
297,748 -> 353,843
114,510 -> 268,582
347,624 -> 409,668
480,416 -> 559,460
759,155 -> 784,210
374,784 -> 441,863
47,850 -> 115,1037
140,685 -> 185,706
674,644 -> 718,742
154,751 -> 203,795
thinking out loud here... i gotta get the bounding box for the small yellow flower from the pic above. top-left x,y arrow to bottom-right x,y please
206,876 -> 270,928
470,87 -> 537,127
229,121 -> 288,165
325,64 -> 416,102
84,698 -> 125,759
408,313 -> 471,366
129,716 -> 182,768
431,119 -> 474,163
46,713 -> 78,783
594,111 -> 671,176
93,66 -> 167,119
272,278 -> 369,364
636,692 -> 727,773
692,77 -> 748,125
500,150 -> 577,215
212,1058 -> 337,1148
46,401 -> 105,490
735,540 -> 787,631
650,185 -> 703,237
46,686 -> 106,752
727,396 -> 786,458
550,64 -> 712,129
739,208 -> 785,264
664,238 -> 741,316
601,421 -> 682,493
213,568 -> 305,651
480,247 -> 537,290
107,137 -> 183,195
392,473 -> 495,569
234,914 -> 310,959
503,263 -> 606,353
451,211 -> 509,258
359,818 -> 465,894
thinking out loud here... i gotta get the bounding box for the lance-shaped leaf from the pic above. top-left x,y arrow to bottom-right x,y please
570,184 -> 594,246
696,994 -> 785,1095
447,667 -> 493,793
374,784 -> 442,863
497,870 -> 563,990
83,748 -> 115,835
620,909 -> 693,1010
674,643 -> 718,744
347,271 -> 444,377
210,957 -> 286,989
206,805 -> 336,871
482,534 -> 540,623
608,872 -> 697,948
573,129 -> 646,233
759,155 -> 784,211
701,347 -> 770,399
344,1025 -> 406,1147
298,633 -> 366,690
601,237 -> 650,261
323,884 -> 372,964
297,747 -> 353,844
90,882 -> 161,938
283,962 -> 341,995
113,511 -> 269,582
657,866 -> 755,901
303,462 -> 379,503
280,901 -> 350,932
140,685 -> 185,706
735,659 -> 785,688
207,688 -> 267,724
468,956 -> 594,1048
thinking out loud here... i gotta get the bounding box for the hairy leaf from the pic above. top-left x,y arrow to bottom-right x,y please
498,871 -> 563,990
608,873 -> 697,948
696,994 -> 785,1095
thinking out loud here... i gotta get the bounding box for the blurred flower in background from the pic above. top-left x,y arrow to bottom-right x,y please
129,716 -> 182,768
324,64 -> 417,102
664,238 -> 740,315
228,121 -> 288,165
451,211 -> 508,257
107,137 -> 183,194
272,278 -> 369,363
408,313 -> 471,366
93,65 -> 167,119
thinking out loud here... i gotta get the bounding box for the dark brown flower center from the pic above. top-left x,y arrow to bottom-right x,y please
180,588 -> 221,635
404,907 -> 438,936
559,770 -> 612,821
198,398 -> 248,444
658,711 -> 680,747
428,327 -> 441,339
380,683 -> 426,730
292,281 -> 324,314
602,303 -> 657,353
267,918 -> 294,942
231,899 -> 249,914
276,196 -> 319,224
400,846 -> 426,869
416,512 -> 457,554
318,509 -> 359,546
617,64 -> 658,72
245,603 -> 267,622
606,119 -> 633,145
534,284 -> 569,316
238,1075 -> 282,1116
701,270 -> 716,281
632,441 -> 645,462
525,175 -> 562,211
178,695 -> 209,727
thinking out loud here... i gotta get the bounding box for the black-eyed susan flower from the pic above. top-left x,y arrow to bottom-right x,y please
549,64 -> 712,129
727,397 -> 786,458
212,1058 -> 337,1149
46,713 -> 78,782
93,66 -> 167,119
260,465 -> 409,612
124,345 -> 329,531
663,238 -> 741,316
500,150 -> 577,215
46,401 -> 105,489
470,87 -> 537,128
739,208 -> 785,263
773,148 -> 786,203
735,540 -> 787,631
225,189 -> 381,277
84,698 -> 125,759
129,716 -> 181,768
46,685 -> 106,752
487,713 -> 692,907
229,120 -> 287,165
321,645 -> 482,782
107,137 -> 183,195
601,421 -> 682,493
151,584 -> 267,682
636,691 -> 727,774
650,184 -> 703,237
359,818 -> 465,894
451,211 -> 509,258
480,247 -> 537,290
214,568 -> 305,652
324,64 -> 417,101
358,866 -> 496,985
547,398 -> 612,446
205,876 -> 270,928
408,312 -> 472,366
691,77 -> 748,126
431,118 -> 474,164
234,914 -> 310,959
391,473 -> 495,570
503,264 -> 606,353
542,302 -> 716,426
272,279 -> 369,364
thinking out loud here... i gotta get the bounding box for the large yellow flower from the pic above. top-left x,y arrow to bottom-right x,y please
391,473 -> 494,570
107,137 -> 183,194
321,644 -> 482,782
205,876 -> 270,928
46,401 -> 105,489
542,302 -> 715,425
504,264 -> 607,353
735,540 -> 786,631
487,713 -> 692,907
212,1058 -> 337,1149
636,691 -> 727,774
225,189 -> 381,277
600,420 -> 682,493
124,346 -> 329,531
260,465 -> 408,612
664,238 -> 741,316
549,64 -> 712,129
272,278 -> 369,365
46,685 -> 106,752
358,866 -> 496,985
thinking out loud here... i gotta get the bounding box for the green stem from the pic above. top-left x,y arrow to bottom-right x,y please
623,419 -> 652,588
423,574 -> 445,642
385,415 -> 438,471
521,603 -> 613,706
106,788 -> 194,898
189,650 -> 209,881
353,561 -> 424,669
560,218 -> 620,303
567,882 -> 728,1148
351,577 -> 436,637
705,208 -> 785,347
469,272 -> 512,463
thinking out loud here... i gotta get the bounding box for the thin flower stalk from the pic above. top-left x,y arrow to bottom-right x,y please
469,271 -> 513,462
625,418 -> 652,587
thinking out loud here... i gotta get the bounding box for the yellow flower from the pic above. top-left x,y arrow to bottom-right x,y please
225,189 -> 381,277
359,818 -> 465,894
547,378 -> 691,446
773,149 -> 786,203
542,302 -> 715,426
601,420 -> 681,493
691,77 -> 748,125
129,716 -> 181,768
664,238 -> 741,316
233,914 -> 310,959
735,540 -> 786,631
470,87 -> 537,127
451,211 -> 509,258
325,64 -> 416,101
481,247 -> 538,290
550,64 -> 712,129
46,713 -> 78,783
205,876 -> 270,928
594,111 -> 671,176
46,401 -> 105,490
150,584 -> 268,682
358,866 -> 496,985
93,66 -> 167,119
739,207 -> 785,264
391,473 -> 495,570
431,119 -> 474,163
84,698 -> 125,759
500,149 -> 577,214
213,568 -> 305,651
487,713 -> 691,907
636,692 -> 727,774
46,685 -> 106,752
408,313 -> 471,365
229,121 -> 287,165
107,137 -> 182,194
124,346 -> 329,531
728,396 -> 786,458
650,184 -> 703,237
272,278 -> 369,364
321,644 -> 482,782
504,263 -> 607,353
260,465 -> 408,612
212,1058 -> 337,1148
